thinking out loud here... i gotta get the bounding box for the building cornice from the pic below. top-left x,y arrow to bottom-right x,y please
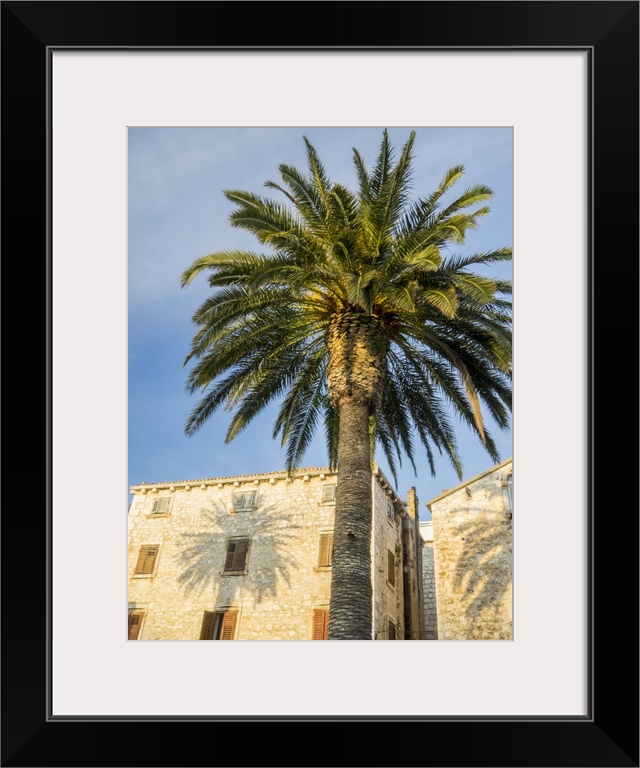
131,463 -> 406,508
425,458 -> 512,509
130,467 -> 335,494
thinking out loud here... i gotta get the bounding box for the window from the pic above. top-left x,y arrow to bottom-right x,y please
223,538 -> 250,573
150,497 -> 171,515
134,545 -> 159,575
233,490 -> 257,511
312,608 -> 328,640
506,473 -> 513,517
128,611 -> 144,640
387,549 -> 396,587
388,619 -> 396,640
200,610 -> 237,640
321,484 -> 336,503
386,498 -> 395,522
318,532 -> 333,567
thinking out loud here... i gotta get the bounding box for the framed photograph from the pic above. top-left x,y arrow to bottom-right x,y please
3,2 -> 637,766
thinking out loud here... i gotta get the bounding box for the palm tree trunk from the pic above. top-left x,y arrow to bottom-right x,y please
328,397 -> 373,640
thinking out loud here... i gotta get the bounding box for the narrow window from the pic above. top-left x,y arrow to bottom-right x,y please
321,484 -> 336,503
234,490 -> 257,511
388,619 -> 396,640
318,532 -> 333,567
128,612 -> 144,640
312,608 -> 328,640
506,473 -> 513,516
386,498 -> 395,522
387,550 -> 396,587
134,545 -> 159,575
224,538 -> 249,573
151,497 -> 171,515
200,610 -> 237,640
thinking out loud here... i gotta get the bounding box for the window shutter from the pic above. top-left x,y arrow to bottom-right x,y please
225,539 -> 249,571
152,498 -> 170,514
220,611 -> 237,640
312,609 -> 328,640
200,610 -> 216,640
235,539 -> 248,570
128,613 -> 142,640
224,541 -> 238,571
322,484 -> 336,502
387,550 -> 395,587
319,533 -> 333,567
135,545 -> 158,575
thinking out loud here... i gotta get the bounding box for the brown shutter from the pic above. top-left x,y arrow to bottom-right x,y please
135,545 -> 158,575
220,611 -> 237,640
319,533 -> 333,567
387,550 -> 395,586
200,610 -> 216,640
128,613 -> 142,640
312,609 -> 328,640
234,539 -> 248,570
224,541 -> 237,571
225,539 -> 248,571
388,620 -> 396,640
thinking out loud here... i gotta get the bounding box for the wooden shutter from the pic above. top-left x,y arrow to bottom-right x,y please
152,498 -> 170,514
312,609 -> 328,640
388,620 -> 396,640
387,550 -> 395,587
200,610 -> 216,640
219,611 -> 237,640
135,545 -> 158,574
225,539 -> 248,572
322,484 -> 335,502
128,613 -> 142,640
319,533 -> 333,567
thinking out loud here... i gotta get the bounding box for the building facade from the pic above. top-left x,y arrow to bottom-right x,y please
420,458 -> 513,640
128,465 -> 425,641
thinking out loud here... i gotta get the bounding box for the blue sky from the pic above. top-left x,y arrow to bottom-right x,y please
128,127 -> 513,516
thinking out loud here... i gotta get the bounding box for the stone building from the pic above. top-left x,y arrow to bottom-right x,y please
128,465 -> 425,641
420,458 -> 513,640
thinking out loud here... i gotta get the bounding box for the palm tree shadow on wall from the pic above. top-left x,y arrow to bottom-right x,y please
453,507 -> 513,638
175,501 -> 301,606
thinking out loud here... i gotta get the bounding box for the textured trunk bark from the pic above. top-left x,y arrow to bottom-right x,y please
328,398 -> 373,639
326,310 -> 389,640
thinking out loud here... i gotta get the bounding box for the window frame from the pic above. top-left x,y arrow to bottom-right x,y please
386,497 -> 395,523
311,607 -> 329,640
149,496 -> 172,517
321,484 -> 336,504
222,537 -> 250,575
200,609 -> 238,640
233,489 -> 258,512
133,544 -> 161,577
128,610 -> 145,640
387,549 -> 396,588
316,531 -> 334,569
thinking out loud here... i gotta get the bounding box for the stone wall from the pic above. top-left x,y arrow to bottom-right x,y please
420,523 -> 438,640
402,489 -> 426,640
371,472 -> 405,640
427,459 -> 513,640
128,467 -> 413,640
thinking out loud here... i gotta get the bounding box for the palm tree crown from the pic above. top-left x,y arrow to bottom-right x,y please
182,130 -> 511,639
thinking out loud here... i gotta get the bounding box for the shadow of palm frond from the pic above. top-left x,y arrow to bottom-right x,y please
175,502 -> 301,605
453,516 -> 512,632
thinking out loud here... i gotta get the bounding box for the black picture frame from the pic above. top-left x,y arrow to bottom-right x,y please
2,2 -> 638,766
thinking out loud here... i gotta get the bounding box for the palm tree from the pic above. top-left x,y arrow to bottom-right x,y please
181,130 -> 512,640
